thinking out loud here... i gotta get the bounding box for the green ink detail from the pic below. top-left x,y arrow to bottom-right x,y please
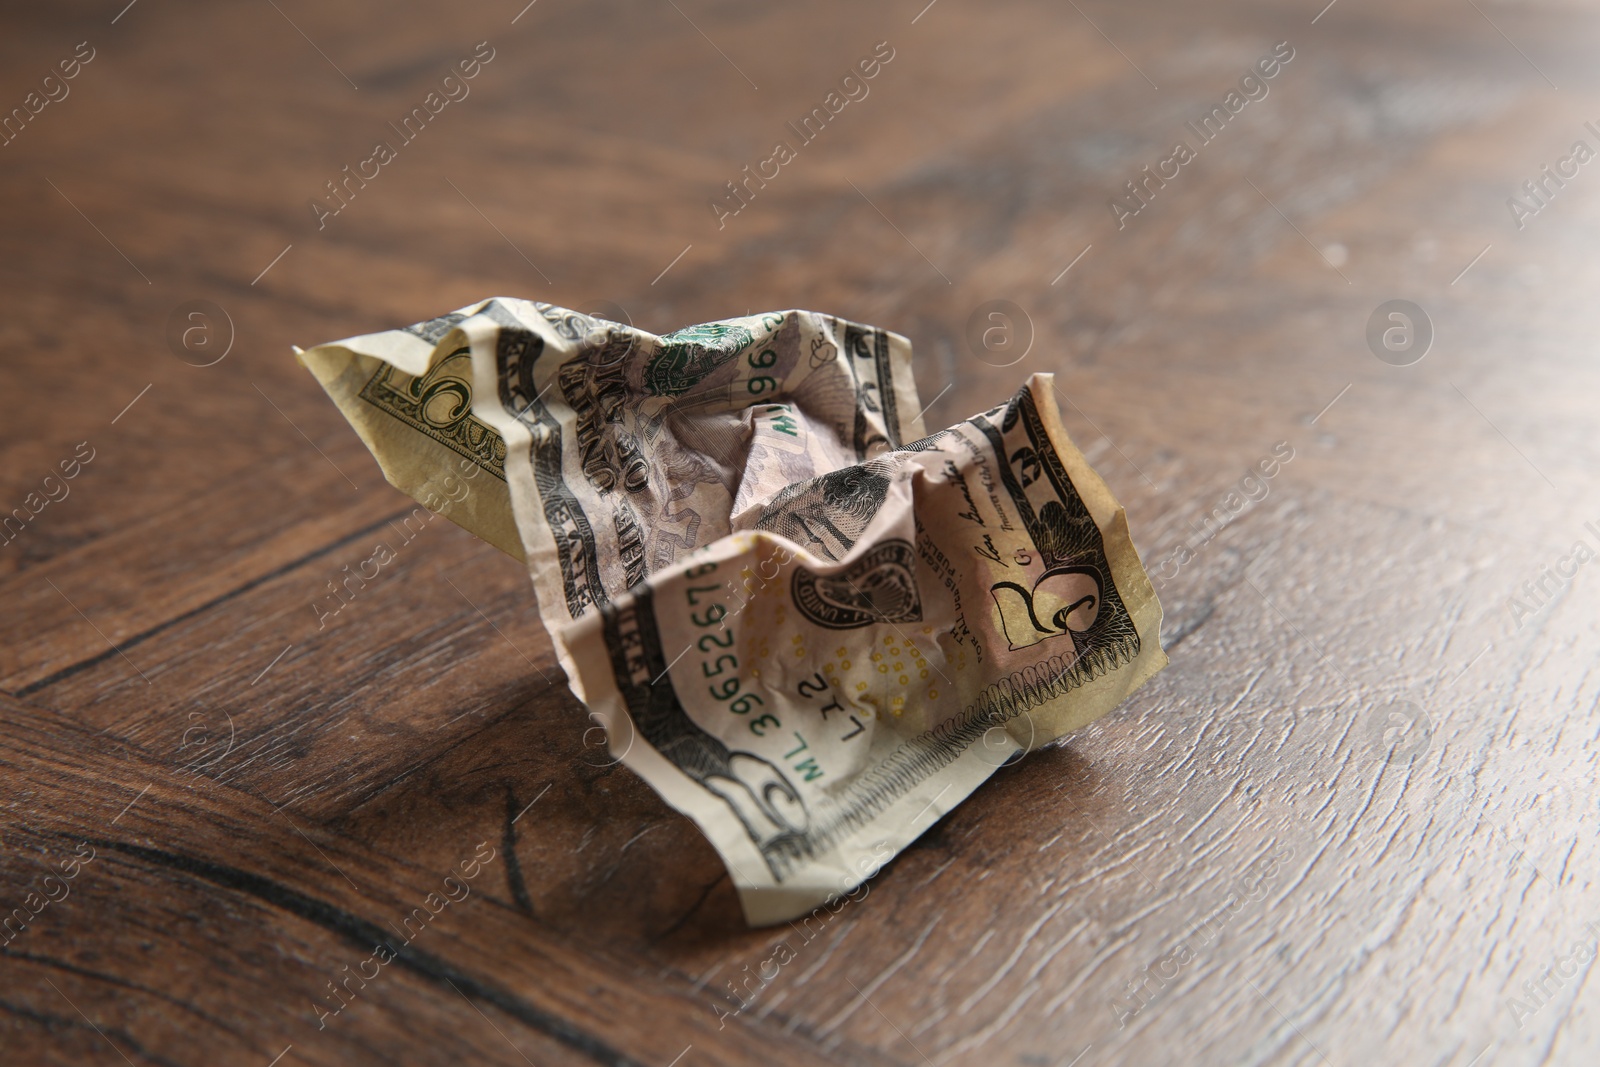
643,322 -> 755,397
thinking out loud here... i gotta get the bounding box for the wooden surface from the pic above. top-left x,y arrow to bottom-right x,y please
3,1 -> 1599,1064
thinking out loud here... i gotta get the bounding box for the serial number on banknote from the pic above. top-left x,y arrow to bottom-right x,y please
684,561 -> 771,731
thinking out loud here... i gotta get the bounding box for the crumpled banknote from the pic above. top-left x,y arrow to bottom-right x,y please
298,299 -> 1165,924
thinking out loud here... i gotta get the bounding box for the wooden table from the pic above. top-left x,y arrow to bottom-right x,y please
4,1 -> 1597,1064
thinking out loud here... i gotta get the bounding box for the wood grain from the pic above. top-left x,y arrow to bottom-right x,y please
3,1 -> 1599,1064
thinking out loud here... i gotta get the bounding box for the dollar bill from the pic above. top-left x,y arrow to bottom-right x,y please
297,299 -> 922,577
298,299 -> 1164,924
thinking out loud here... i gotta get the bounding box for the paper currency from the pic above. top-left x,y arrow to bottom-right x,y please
298,298 -> 1165,924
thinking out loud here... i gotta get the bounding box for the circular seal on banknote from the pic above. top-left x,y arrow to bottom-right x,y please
643,321 -> 755,396
791,540 -> 923,629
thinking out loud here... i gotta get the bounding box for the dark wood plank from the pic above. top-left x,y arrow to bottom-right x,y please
0,694 -> 903,1067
